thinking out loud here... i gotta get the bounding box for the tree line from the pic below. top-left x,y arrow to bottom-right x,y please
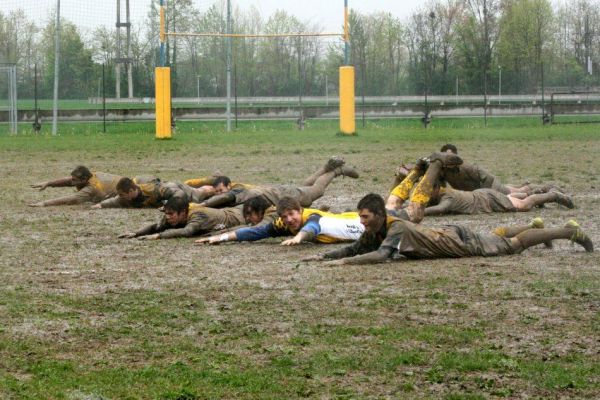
0,0 -> 599,100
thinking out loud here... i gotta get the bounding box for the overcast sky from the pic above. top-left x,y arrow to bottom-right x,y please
4,0 -> 429,33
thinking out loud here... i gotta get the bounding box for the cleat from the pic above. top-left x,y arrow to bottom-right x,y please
530,217 -> 552,248
564,220 -> 594,252
324,156 -> 345,172
415,157 -> 430,171
338,165 -> 359,179
553,191 -> 574,209
428,151 -> 463,168
529,217 -> 545,229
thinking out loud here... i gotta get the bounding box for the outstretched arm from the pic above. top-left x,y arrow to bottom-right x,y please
325,247 -> 394,265
29,190 -> 92,207
154,221 -> 206,239
423,198 -> 453,216
30,176 -> 73,190
119,222 -> 162,239
200,192 -> 236,208
96,196 -> 123,209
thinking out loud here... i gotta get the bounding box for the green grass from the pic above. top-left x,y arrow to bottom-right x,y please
0,117 -> 599,398
2,115 -> 600,142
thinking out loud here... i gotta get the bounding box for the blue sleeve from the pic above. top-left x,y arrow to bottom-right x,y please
235,223 -> 281,241
300,214 -> 322,236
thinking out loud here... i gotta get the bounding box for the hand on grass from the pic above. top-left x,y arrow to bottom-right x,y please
321,259 -> 345,267
30,182 -> 48,191
137,234 -> 160,241
281,237 -> 302,246
301,254 -> 325,262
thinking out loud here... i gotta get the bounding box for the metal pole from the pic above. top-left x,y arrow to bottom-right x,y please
159,0 -> 165,67
361,62 -> 365,128
102,63 -> 106,133
126,0 -> 133,98
234,63 -> 238,128
116,0 -> 121,99
455,76 -> 458,105
325,74 -> 328,106
498,66 -> 502,105
52,0 -> 60,135
483,71 -> 488,127
226,0 -> 232,132
297,38 -> 305,130
344,0 -> 349,65
34,63 -> 39,132
197,75 -> 200,104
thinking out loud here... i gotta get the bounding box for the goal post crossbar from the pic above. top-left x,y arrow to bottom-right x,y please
165,32 -> 344,39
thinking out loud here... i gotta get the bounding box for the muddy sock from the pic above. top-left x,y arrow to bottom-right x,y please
409,161 -> 443,205
513,228 -> 573,252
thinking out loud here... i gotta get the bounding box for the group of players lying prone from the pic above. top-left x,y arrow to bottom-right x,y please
29,144 -> 593,265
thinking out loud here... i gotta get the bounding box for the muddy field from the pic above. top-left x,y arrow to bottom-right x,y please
0,122 -> 599,398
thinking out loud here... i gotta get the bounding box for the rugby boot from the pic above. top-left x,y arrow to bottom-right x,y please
303,156 -> 346,186
324,156 -> 346,172
564,220 -> 594,252
552,190 -> 575,209
530,217 -> 553,248
428,151 -> 463,168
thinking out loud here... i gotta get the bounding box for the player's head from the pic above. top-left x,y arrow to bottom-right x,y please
357,193 -> 387,233
243,196 -> 271,225
440,143 -> 458,154
277,196 -> 303,231
164,197 -> 189,226
70,165 -> 92,188
116,177 -> 141,201
212,176 -> 232,194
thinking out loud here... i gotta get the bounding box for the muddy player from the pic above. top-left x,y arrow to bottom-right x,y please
387,147 -> 561,222
196,196 -> 364,246
28,166 -> 155,207
303,193 -> 593,266
119,197 -> 245,240
198,156 -> 359,209
424,186 -> 574,216
92,177 -> 213,209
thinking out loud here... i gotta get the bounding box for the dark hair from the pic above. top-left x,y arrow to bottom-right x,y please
164,196 -> 189,213
116,177 -> 138,193
357,193 -> 386,217
440,144 -> 458,154
71,165 -> 92,181
276,196 -> 302,216
243,196 -> 271,218
212,176 -> 231,188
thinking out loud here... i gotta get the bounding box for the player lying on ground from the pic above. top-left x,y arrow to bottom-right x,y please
196,196 -> 364,246
302,193 -> 593,266
423,185 -> 574,216
119,197 -> 245,240
198,156 -> 359,209
386,145 -> 563,221
28,165 -> 157,207
91,177 -> 213,209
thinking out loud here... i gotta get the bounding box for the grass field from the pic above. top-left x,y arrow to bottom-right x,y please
0,119 -> 599,399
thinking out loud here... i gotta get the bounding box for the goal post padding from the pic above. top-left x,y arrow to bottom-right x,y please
339,66 -> 355,135
155,67 -> 171,139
